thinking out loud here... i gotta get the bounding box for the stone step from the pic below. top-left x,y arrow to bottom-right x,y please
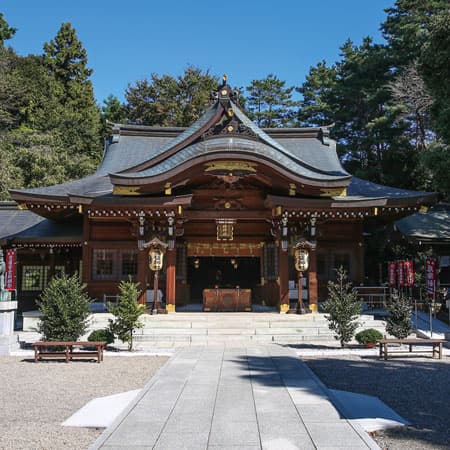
132,333 -> 338,345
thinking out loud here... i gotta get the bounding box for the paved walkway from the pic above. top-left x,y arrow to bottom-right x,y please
91,345 -> 379,450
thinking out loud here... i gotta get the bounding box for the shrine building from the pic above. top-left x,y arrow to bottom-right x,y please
0,79 -> 436,314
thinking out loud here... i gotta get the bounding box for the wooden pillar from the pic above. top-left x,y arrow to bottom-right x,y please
308,244 -> 318,312
48,247 -> 56,281
137,248 -> 147,305
81,213 -> 90,286
278,243 -> 289,313
165,247 -> 176,313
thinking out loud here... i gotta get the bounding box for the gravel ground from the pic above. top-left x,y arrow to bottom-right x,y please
303,353 -> 450,450
0,353 -> 168,450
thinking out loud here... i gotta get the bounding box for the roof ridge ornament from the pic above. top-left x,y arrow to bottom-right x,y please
209,74 -> 241,107
319,123 -> 334,146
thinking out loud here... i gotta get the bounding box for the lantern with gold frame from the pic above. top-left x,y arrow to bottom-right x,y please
293,240 -> 315,313
144,238 -> 168,314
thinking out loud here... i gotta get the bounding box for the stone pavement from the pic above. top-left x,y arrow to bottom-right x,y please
90,345 -> 379,450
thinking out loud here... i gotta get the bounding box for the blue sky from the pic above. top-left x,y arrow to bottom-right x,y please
2,0 -> 394,105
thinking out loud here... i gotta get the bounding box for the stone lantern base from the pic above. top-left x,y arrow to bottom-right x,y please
0,301 -> 19,355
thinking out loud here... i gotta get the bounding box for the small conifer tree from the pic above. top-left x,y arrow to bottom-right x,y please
108,279 -> 145,351
37,273 -> 91,341
323,267 -> 362,347
386,291 -> 412,339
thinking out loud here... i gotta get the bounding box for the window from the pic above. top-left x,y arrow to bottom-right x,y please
93,249 -> 116,280
22,266 -> 47,291
120,250 -> 137,279
92,249 -> 138,280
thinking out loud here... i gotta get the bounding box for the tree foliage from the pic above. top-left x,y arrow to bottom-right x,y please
126,66 -> 218,126
381,0 -> 449,65
0,13 -> 16,46
386,291 -> 413,339
43,22 -> 102,161
323,267 -> 362,347
245,74 -> 297,127
297,61 -> 337,127
37,274 -> 91,341
419,9 -> 450,146
102,94 -> 128,124
108,279 -> 145,351
0,21 -> 101,200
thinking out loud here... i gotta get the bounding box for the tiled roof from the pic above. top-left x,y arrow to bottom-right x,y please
395,204 -> 450,240
347,177 -> 432,199
0,203 -> 82,242
113,137 -> 349,182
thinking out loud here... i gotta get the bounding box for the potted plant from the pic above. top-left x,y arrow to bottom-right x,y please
355,328 -> 383,347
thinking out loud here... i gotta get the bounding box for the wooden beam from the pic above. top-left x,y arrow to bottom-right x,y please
185,210 -> 271,220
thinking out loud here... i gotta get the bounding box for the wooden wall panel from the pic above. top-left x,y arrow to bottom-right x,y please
90,222 -> 134,241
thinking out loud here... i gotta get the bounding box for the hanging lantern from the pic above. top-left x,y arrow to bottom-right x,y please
144,237 -> 168,271
149,248 -> 164,271
293,239 -> 316,272
294,247 -> 310,272
194,258 -> 200,269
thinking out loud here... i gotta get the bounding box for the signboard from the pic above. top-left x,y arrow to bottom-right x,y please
5,249 -> 16,291
388,262 -> 397,287
404,260 -> 414,288
426,257 -> 437,300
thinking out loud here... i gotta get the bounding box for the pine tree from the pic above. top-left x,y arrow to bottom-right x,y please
126,66 -> 218,126
108,279 -> 145,351
381,0 -> 449,65
323,267 -> 362,347
0,13 -> 16,46
245,74 -> 297,127
297,61 -> 337,127
43,22 -> 102,162
37,274 -> 91,341
386,291 -> 413,339
102,94 -> 128,124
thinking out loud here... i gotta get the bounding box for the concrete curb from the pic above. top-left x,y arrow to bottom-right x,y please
88,349 -> 179,450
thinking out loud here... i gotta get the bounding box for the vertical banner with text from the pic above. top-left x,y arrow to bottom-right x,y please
397,260 -> 405,287
404,260 -> 414,288
388,262 -> 397,287
5,249 -> 17,291
426,257 -> 437,300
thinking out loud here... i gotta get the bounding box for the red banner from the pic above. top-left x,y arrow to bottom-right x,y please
5,249 -> 16,291
388,262 -> 397,287
397,260 -> 405,287
426,257 -> 437,300
404,260 -> 414,287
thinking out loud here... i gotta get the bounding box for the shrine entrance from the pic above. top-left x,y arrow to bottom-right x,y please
187,256 -> 261,304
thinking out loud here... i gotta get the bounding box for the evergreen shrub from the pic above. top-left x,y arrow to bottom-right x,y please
88,329 -> 115,345
323,267 -> 362,347
355,328 -> 383,345
37,273 -> 91,341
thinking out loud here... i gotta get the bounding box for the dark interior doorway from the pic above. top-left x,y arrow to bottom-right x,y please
187,256 -> 261,302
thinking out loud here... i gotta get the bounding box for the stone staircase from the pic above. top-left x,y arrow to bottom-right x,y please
88,312 -> 387,347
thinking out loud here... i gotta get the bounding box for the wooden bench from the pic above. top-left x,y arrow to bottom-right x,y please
379,338 -> 445,360
33,341 -> 106,363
